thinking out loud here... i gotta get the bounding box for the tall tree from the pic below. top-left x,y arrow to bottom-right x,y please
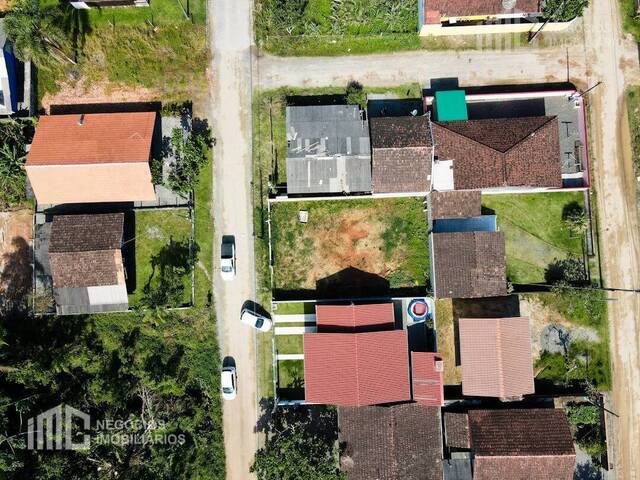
3,0 -> 74,68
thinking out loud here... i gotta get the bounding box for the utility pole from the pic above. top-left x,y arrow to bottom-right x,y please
529,0 -> 566,43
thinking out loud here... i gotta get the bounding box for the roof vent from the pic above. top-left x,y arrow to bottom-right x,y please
502,0 -> 517,10
77,114 -> 85,126
435,360 -> 444,372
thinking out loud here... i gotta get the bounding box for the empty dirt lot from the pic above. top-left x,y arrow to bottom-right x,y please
0,209 -> 32,312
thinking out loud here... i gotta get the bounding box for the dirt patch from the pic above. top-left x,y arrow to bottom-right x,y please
0,209 -> 33,312
41,80 -> 161,113
304,209 -> 397,290
520,296 -> 599,360
0,0 -> 10,13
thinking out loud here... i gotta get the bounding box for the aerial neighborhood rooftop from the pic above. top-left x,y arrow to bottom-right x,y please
0,0 -> 632,478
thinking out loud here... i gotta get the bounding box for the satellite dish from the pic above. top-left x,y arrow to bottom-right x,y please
502,0 -> 517,10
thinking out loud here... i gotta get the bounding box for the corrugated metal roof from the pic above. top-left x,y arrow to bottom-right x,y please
434,90 -> 468,122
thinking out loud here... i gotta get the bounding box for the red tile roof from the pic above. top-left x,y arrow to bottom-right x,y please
411,352 -> 444,406
303,330 -> 411,406
469,409 -> 576,480
430,190 -> 481,219
315,303 -> 395,332
433,117 -> 562,190
27,112 -> 156,166
424,0 -> 541,20
459,317 -> 534,399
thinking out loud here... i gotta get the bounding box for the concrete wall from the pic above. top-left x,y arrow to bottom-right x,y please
420,18 -> 575,36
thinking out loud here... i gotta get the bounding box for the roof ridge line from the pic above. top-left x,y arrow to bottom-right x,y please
435,121 -> 506,154
501,116 -> 557,155
496,318 -> 506,398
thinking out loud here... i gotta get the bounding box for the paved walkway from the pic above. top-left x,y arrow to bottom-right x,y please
209,0 -> 258,479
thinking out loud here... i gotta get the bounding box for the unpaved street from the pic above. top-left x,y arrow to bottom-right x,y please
209,1 -> 258,479
582,0 -> 640,478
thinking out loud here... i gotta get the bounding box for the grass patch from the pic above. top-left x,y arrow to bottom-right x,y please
194,151 -> 213,307
129,208 -> 193,308
37,0 -> 208,107
435,298 -> 461,385
621,0 -> 640,41
482,192 -> 586,284
273,302 -> 316,315
270,198 -> 429,292
275,335 -> 304,355
626,86 -> 640,173
278,359 -> 305,389
527,289 -> 611,389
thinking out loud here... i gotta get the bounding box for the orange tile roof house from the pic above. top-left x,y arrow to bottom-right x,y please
26,112 -> 157,205
444,409 -> 576,480
458,317 -> 535,399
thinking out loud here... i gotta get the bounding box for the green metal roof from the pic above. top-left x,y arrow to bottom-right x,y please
434,90 -> 468,122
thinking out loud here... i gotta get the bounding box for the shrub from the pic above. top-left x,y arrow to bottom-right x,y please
568,404 -> 600,426
542,0 -> 589,21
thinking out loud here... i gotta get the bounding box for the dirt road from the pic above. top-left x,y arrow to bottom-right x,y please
257,45 -> 594,89
582,0 -> 640,478
209,1 -> 258,479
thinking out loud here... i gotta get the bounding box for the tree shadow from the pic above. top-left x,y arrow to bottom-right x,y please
141,237 -> 198,308
545,257 -> 587,284
562,201 -> 585,221
0,237 -> 33,317
573,462 -> 602,480
57,2 -> 92,63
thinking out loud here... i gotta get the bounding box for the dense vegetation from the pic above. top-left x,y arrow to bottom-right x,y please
0,311 -> 224,479
255,0 -> 420,55
4,0 -> 208,106
0,120 -> 32,209
252,406 -> 343,480
542,0 -> 589,22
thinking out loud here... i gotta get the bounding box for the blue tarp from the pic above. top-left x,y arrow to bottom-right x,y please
432,215 -> 497,233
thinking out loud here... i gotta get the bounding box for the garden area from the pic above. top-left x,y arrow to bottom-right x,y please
128,208 -> 194,309
3,0 -> 208,109
482,192 -> 591,285
270,198 -> 429,296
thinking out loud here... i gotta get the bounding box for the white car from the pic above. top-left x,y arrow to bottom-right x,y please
221,366 -> 237,400
240,308 -> 272,332
220,237 -> 236,281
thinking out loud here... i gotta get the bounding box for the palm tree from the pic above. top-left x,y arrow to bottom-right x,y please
3,0 -> 76,69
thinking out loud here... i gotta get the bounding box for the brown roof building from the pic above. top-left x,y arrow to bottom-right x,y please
26,112 -> 157,205
49,213 -> 128,315
424,0 -> 541,21
370,116 -> 433,194
411,352 -> 444,406
339,404 -> 443,480
430,190 -> 481,220
458,317 -> 535,399
444,409 -> 576,480
303,330 -> 411,406
433,116 -> 562,190
432,231 -> 507,298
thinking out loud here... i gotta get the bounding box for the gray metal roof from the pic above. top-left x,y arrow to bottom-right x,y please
286,105 -> 370,158
285,105 -> 372,194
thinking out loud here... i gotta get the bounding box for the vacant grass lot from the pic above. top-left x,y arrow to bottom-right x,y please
627,87 -> 640,173
129,208 -> 193,308
271,198 -> 429,294
38,0 -> 208,107
482,192 -> 586,284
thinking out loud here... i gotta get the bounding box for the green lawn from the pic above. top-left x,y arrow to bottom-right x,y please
129,208 -> 194,308
37,0 -> 208,107
275,335 -> 304,355
270,198 -> 429,292
621,0 -> 640,41
278,360 -> 304,389
482,192 -> 587,284
273,301 -> 316,315
194,152 -> 213,307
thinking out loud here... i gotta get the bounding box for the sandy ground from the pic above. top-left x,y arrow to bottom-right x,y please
0,210 -> 32,312
209,1 -> 258,479
581,0 -> 640,477
41,81 -> 161,113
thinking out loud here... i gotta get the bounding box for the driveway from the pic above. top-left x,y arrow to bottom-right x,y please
582,0 -> 640,478
209,0 -> 258,479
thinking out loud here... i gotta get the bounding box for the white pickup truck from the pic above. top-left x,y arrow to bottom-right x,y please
220,236 -> 235,281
